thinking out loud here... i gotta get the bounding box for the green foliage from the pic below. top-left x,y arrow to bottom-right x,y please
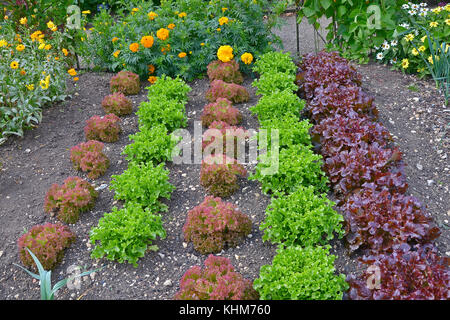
137,98 -> 187,132
252,51 -> 297,75
252,71 -> 297,96
146,75 -> 192,103
122,124 -> 179,164
260,186 -> 344,247
90,202 -> 166,267
259,114 -> 312,150
250,90 -> 305,122
14,247 -> 100,300
109,161 -> 174,213
253,245 -> 348,300
0,22 -> 70,144
81,0 -> 286,80
250,144 -> 329,195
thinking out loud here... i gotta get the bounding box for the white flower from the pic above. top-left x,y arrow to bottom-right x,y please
420,2 -> 427,7
419,11 -> 428,17
374,46 -> 380,50
420,7 -> 429,12
376,52 -> 384,60
411,4 -> 419,10
391,40 -> 398,46
400,23 -> 410,28
414,30 -> 419,36
382,42 -> 390,50
392,57 -> 398,64
408,9 -> 417,15
402,4 -> 409,9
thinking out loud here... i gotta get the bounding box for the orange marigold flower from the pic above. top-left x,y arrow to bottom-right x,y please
148,64 -> 155,74
67,68 -> 77,76
167,23 -> 175,30
129,42 -> 139,52
219,17 -> 229,25
217,45 -> 233,62
178,52 -> 187,58
148,11 -> 158,20
148,76 -> 157,84
140,35 -> 154,48
73,77 -> 79,81
178,12 -> 187,18
157,28 -> 169,41
16,44 -> 25,51
112,37 -> 119,43
241,52 -> 253,65
62,48 -> 69,56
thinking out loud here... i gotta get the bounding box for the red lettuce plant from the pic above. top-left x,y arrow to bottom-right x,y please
347,244 -> 450,300
18,223 -> 75,271
202,121 -> 248,158
174,254 -> 259,300
323,143 -> 403,196
44,176 -> 98,224
70,140 -> 110,179
183,196 -> 252,254
311,113 -> 391,159
84,114 -> 122,143
307,83 -> 377,123
110,70 -> 140,95
205,80 -> 250,104
296,51 -> 362,100
340,185 -> 440,253
200,155 -> 247,198
201,98 -> 242,127
101,92 -> 133,116
207,60 -> 244,84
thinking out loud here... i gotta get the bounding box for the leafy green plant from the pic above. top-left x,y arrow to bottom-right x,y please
250,90 -> 305,122
261,186 -> 344,247
252,51 -> 297,75
137,98 -> 187,132
109,161 -> 174,213
252,71 -> 297,96
122,124 -> 179,164
253,245 -> 348,300
90,202 -> 166,267
250,144 -> 329,195
14,247 -> 100,300
146,75 -> 191,103
259,114 -> 312,150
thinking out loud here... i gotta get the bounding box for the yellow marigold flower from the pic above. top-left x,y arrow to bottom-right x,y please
219,17 -> 229,25
148,64 -> 155,74
404,33 -> 414,42
82,10 -> 91,14
62,48 -> 69,56
411,48 -> 419,56
222,7 -> 228,13
157,28 -> 169,41
445,44 -> 450,53
129,42 -> 139,52
38,42 -> 45,50
421,35 -> 427,43
4,15 -> 8,20
113,50 -> 121,58
67,68 -> 77,76
148,11 -> 158,20
40,75 -> 50,90
217,28 -> 221,32
241,52 -> 253,65
44,44 -> 52,50
47,20 -> 56,30
0,39 -> 7,47
167,23 -> 175,30
217,45 -> 233,63
178,12 -> 187,18
131,8 -> 139,14
446,18 -> 450,26
140,35 -> 154,48
431,7 -> 442,14
112,37 -> 119,43
401,59 -> 409,69
30,31 -> 42,41
148,76 -> 157,84
429,21 -> 438,28
55,56 -> 59,61
178,52 -> 187,58
418,46 -> 426,52
19,17 -> 27,25
428,56 -> 434,64
16,44 -> 25,52
26,84 -> 34,91
201,42 -> 205,46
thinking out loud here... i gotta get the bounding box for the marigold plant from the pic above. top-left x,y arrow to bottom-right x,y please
44,176 -> 98,224
183,196 -> 252,254
174,254 -> 259,300
18,223 -> 75,271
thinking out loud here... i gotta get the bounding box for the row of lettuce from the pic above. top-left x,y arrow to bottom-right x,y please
248,52 -> 349,300
296,50 -> 449,299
